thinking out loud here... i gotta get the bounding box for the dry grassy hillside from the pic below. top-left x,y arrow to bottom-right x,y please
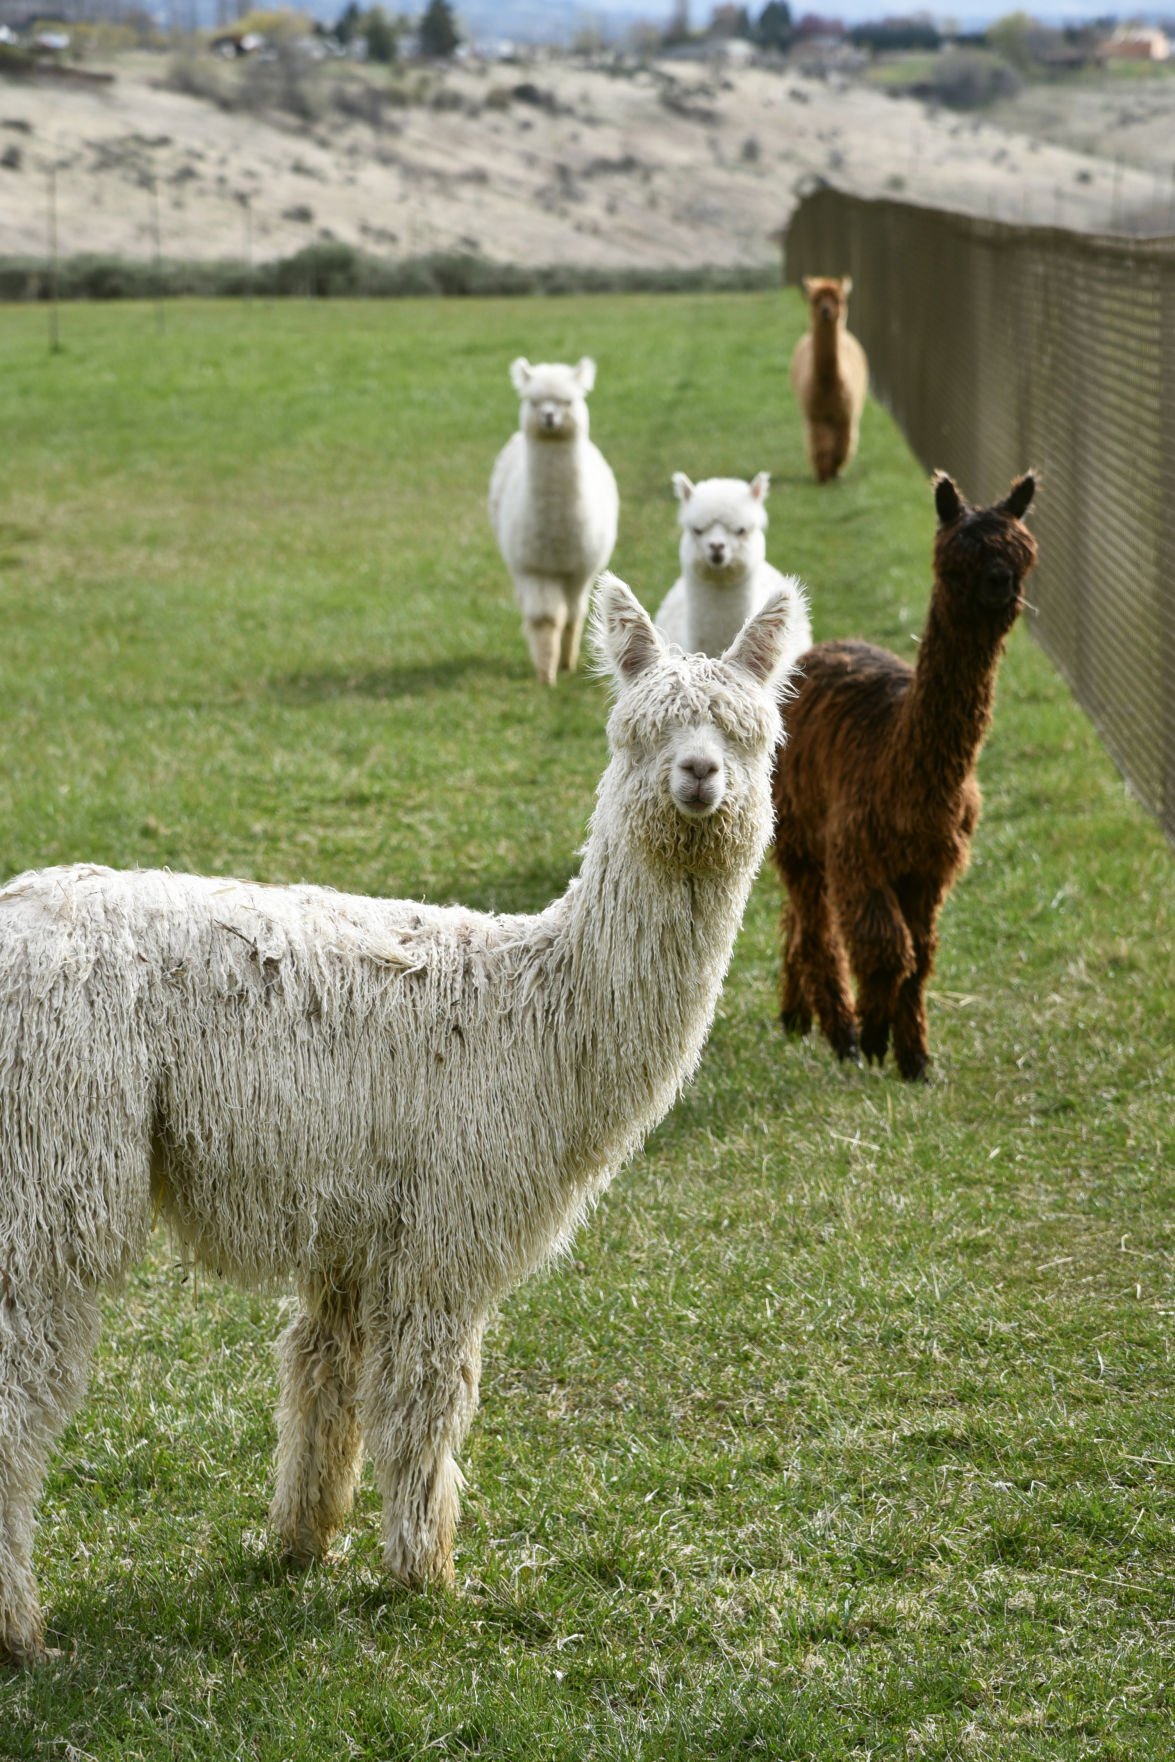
0,49 -> 1164,267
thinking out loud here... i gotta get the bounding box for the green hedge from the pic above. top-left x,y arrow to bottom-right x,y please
0,243 -> 778,303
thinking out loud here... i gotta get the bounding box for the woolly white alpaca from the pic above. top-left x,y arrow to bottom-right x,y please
488,356 -> 620,685
654,473 -> 812,668
0,577 -> 802,1665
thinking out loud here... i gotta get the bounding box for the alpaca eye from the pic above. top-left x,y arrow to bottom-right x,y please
735,528 -> 747,537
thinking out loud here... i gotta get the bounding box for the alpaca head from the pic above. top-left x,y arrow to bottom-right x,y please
931,470 -> 1039,629
673,472 -> 769,586
510,357 -> 595,443
802,275 -> 852,328
592,573 -> 798,875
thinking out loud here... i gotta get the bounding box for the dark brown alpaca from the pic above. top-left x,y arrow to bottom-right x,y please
771,470 -> 1039,1080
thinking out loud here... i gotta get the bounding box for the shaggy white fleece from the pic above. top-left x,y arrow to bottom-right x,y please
655,472 -> 812,667
488,357 -> 620,685
0,576 -> 802,1664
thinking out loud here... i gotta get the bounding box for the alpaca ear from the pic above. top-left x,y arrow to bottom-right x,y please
749,471 -> 770,503
1001,472 -> 1036,520
672,472 -> 694,504
574,356 -> 597,393
933,470 -> 964,526
510,357 -> 532,394
801,276 -> 815,296
841,275 -> 853,297
724,586 -> 804,689
593,572 -> 663,684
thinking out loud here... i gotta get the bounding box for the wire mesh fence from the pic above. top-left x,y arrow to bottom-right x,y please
785,186 -> 1175,847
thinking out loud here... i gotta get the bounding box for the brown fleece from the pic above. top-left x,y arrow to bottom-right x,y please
771,470 -> 1039,1079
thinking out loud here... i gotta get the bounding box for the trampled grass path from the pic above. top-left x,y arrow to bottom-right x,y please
0,294 -> 1171,1760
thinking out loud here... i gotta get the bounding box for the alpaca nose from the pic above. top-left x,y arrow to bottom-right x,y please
684,755 -> 720,782
709,542 -> 726,564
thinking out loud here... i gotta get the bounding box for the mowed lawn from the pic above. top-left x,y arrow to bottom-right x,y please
0,294 -> 1170,1761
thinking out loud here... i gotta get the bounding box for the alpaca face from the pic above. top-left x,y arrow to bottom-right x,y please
510,357 -> 595,443
802,275 -> 851,328
932,472 -> 1038,628
673,473 -> 769,586
593,573 -> 796,860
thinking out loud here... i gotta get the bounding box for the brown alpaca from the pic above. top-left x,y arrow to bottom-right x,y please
771,470 -> 1038,1080
790,276 -> 869,483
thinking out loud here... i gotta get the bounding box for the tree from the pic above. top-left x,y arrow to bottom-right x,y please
756,0 -> 792,50
363,4 -> 397,63
419,0 -> 459,59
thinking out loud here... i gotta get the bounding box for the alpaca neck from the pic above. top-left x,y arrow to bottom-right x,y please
901,593 -> 1007,799
542,786 -> 761,1187
685,570 -> 759,655
812,318 -> 842,383
526,432 -> 588,500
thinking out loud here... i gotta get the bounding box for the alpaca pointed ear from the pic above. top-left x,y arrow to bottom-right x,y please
841,275 -> 853,297
593,572 -> 663,684
724,585 -> 805,689
801,276 -> 815,296
1001,471 -> 1037,520
672,472 -> 695,504
749,471 -> 770,503
510,357 -> 532,394
574,356 -> 597,393
933,470 -> 964,526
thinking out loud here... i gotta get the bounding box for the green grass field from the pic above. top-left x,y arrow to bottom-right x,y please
0,293 -> 1171,1761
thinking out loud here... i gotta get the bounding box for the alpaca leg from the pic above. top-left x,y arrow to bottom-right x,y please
0,1286 -> 101,1666
780,864 -> 858,1061
779,901 -> 812,1036
809,422 -> 842,484
891,886 -> 941,1082
841,882 -> 915,1068
269,1282 -> 364,1564
524,615 -> 564,687
360,1309 -> 484,1591
517,578 -> 568,686
558,589 -> 589,674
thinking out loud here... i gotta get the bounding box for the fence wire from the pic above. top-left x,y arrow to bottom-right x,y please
785,187 -> 1175,847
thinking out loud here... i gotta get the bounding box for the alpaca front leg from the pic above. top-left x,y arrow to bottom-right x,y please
558,586 -> 590,674
269,1283 -> 364,1564
780,864 -> 859,1061
517,577 -> 568,686
841,882 -> 915,1068
1,1287 -> 101,1666
891,887 -> 941,1082
360,1312 -> 484,1591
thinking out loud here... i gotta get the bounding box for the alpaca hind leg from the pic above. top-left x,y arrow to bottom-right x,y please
0,1286 -> 101,1665
360,1310 -> 484,1591
779,902 -> 812,1037
782,865 -> 858,1061
841,882 -> 915,1068
269,1282 -> 364,1564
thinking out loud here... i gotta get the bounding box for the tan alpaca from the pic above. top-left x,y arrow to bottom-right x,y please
790,276 -> 869,483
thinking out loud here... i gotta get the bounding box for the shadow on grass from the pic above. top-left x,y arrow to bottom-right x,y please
268,652 -> 529,704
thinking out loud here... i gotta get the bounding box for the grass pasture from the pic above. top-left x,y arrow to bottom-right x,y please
0,293 -> 1171,1760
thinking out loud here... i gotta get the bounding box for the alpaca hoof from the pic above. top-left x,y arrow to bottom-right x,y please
1,1635 -> 54,1670
832,1031 -> 861,1067
860,1023 -> 890,1066
780,1005 -> 811,1038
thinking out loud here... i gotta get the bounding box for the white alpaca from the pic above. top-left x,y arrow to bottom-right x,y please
0,577 -> 801,1665
488,356 -> 620,686
654,472 -> 812,669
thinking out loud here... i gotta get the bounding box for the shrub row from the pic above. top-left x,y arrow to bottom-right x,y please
0,244 -> 779,303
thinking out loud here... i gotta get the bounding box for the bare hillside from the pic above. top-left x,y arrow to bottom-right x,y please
0,51 -> 1162,267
